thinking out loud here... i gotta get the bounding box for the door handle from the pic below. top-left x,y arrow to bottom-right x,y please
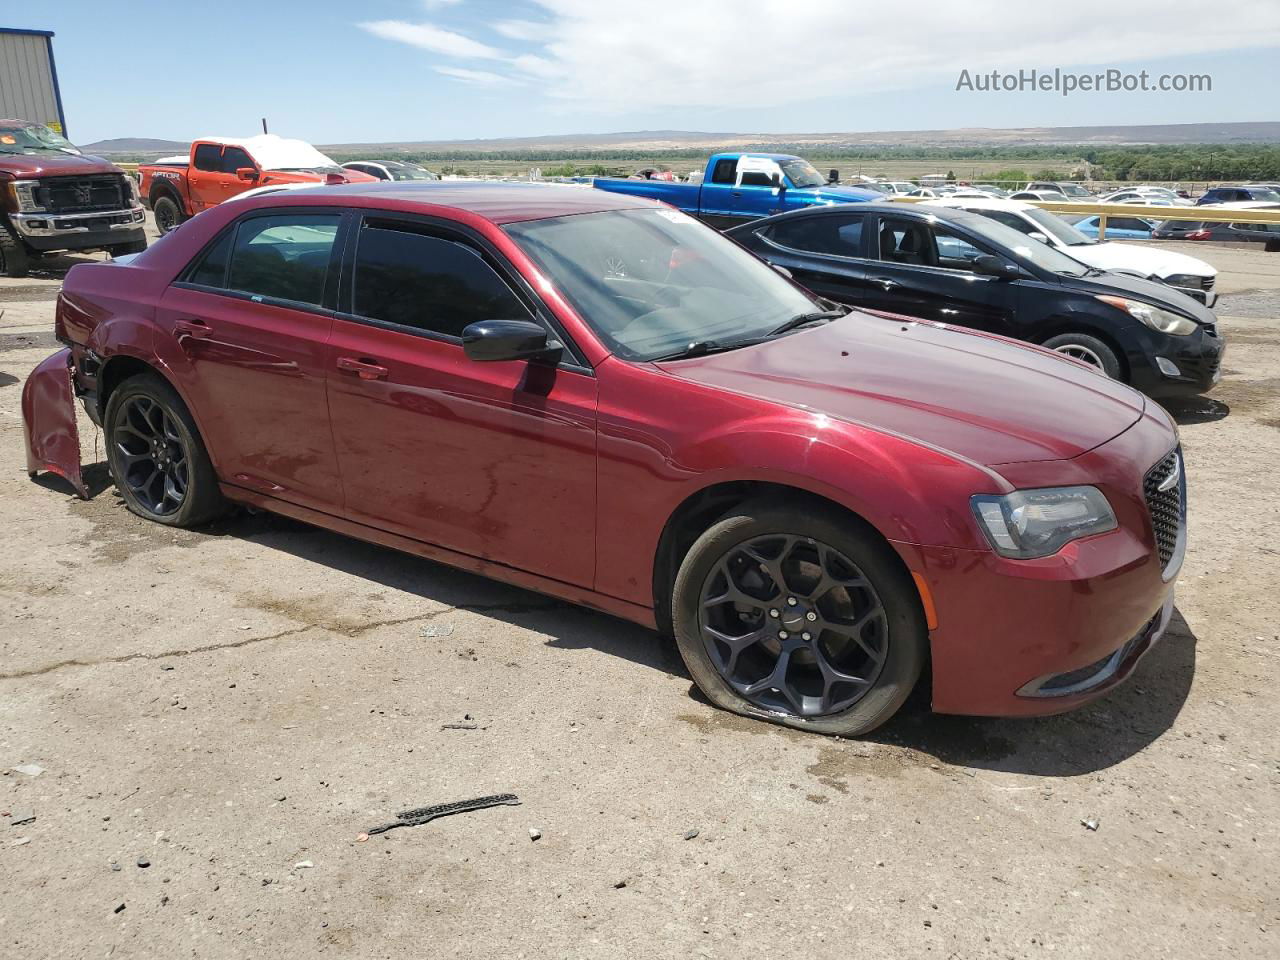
871,277 -> 898,290
172,318 -> 212,339
336,356 -> 389,381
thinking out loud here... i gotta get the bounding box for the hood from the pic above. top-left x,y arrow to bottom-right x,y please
1070,242 -> 1215,280
1069,268 -> 1217,324
660,312 -> 1145,467
0,152 -> 123,178
800,186 -> 883,204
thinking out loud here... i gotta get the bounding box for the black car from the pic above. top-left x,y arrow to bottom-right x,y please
1152,215 -> 1280,252
726,204 -> 1224,398
1196,185 -> 1280,205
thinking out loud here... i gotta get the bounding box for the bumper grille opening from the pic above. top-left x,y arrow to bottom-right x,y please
1144,447 -> 1185,573
37,175 -> 129,214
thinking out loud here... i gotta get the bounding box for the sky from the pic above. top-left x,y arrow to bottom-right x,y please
12,0 -> 1280,146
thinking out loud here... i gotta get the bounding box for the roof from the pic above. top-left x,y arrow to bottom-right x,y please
924,196 -> 1038,213
248,180 -> 661,224
0,27 -> 54,38
725,201 -> 992,231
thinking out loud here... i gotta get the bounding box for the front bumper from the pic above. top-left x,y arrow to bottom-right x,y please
1128,321 -> 1224,398
896,406 -> 1182,717
9,206 -> 146,251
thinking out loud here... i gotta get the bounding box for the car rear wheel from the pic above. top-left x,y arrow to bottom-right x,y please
1042,332 -> 1122,380
152,196 -> 182,235
104,374 -> 226,527
671,501 -> 927,736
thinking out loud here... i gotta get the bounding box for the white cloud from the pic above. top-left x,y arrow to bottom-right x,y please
518,0 -> 1280,109
359,20 -> 501,60
436,66 -> 520,86
494,19 -> 553,42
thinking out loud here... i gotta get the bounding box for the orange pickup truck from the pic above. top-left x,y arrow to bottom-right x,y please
138,135 -> 376,233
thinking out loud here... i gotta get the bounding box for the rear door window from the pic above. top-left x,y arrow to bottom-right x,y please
765,215 -> 865,256
352,222 -> 530,338
222,214 -> 340,306
193,143 -> 222,172
710,158 -> 738,184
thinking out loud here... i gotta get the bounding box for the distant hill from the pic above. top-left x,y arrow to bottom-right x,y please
318,122 -> 1280,154
82,122 -> 1280,158
80,137 -> 189,155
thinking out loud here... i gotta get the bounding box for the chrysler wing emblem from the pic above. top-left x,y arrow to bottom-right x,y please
1157,456 -> 1181,492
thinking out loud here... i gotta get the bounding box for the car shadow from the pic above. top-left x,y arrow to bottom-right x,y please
57,469 -> 1195,770
1162,395 -> 1230,424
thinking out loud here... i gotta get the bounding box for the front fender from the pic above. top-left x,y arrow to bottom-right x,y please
21,348 -> 88,498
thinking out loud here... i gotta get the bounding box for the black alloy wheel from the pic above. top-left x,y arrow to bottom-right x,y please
699,534 -> 888,717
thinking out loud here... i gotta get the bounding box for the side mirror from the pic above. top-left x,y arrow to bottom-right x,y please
1027,231 -> 1049,244
828,169 -> 840,184
770,172 -> 786,193
973,255 -> 1022,279
462,319 -> 562,364
236,167 -> 259,183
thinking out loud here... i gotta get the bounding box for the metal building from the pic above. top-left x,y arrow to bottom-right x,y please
0,27 -> 67,136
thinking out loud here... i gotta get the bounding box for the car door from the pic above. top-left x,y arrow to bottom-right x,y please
861,216 -> 1016,335
746,213 -> 871,305
186,143 -> 226,211
218,145 -> 259,201
697,157 -> 740,226
324,214 -> 598,587
726,158 -> 787,221
153,209 -> 346,512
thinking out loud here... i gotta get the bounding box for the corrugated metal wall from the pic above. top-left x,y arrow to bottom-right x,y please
0,32 -> 61,132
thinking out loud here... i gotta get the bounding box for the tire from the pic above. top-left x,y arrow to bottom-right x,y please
671,500 -> 927,737
0,224 -> 31,278
108,240 -> 147,257
104,373 -> 226,527
152,195 -> 182,235
1042,332 -> 1122,380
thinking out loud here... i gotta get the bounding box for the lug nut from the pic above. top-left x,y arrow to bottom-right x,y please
779,631 -> 789,640
802,632 -> 812,641
786,597 -> 798,606
805,611 -> 817,621
769,609 -> 780,618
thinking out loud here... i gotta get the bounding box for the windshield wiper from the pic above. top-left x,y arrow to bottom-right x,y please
768,308 -> 847,337
651,338 -> 765,361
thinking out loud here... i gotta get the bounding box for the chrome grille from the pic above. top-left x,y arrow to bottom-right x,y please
1143,448 -> 1184,572
37,175 -> 129,214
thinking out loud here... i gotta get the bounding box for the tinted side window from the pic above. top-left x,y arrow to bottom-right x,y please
979,210 -> 1036,234
225,214 -> 340,306
766,216 -> 864,256
353,225 -> 529,338
875,219 -> 934,266
711,158 -> 738,184
187,230 -> 234,287
193,144 -> 222,172
740,171 -> 774,187
933,226 -> 986,269
220,146 -> 255,174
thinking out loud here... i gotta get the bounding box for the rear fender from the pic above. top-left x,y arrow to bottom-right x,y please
21,348 -> 88,498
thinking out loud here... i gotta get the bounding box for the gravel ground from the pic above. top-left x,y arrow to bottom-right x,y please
1,228 -> 1277,959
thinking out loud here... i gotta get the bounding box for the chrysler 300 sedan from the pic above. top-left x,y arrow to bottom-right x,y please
22,183 -> 1184,736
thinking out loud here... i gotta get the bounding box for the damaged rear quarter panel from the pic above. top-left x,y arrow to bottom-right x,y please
21,348 -> 88,498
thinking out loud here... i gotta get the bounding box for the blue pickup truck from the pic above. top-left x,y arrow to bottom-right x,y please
593,153 -> 881,228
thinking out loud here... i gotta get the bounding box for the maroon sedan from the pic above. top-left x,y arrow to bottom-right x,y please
22,183 -> 1184,736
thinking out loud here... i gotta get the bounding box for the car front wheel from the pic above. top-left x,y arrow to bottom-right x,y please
1042,332 -> 1122,380
671,501 -> 927,736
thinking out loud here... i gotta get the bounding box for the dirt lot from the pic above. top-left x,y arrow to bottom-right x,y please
1,225 -> 1278,959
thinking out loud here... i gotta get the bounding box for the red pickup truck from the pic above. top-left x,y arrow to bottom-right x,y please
138,135 -> 376,233
1,119 -> 147,277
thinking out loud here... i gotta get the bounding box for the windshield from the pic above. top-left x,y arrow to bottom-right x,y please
389,164 -> 436,181
1022,207 -> 1093,246
779,159 -> 826,189
1057,183 -> 1091,197
0,122 -> 80,156
953,213 -> 1090,277
504,208 -> 821,361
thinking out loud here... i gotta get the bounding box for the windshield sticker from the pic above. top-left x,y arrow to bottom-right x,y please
0,136 -> 15,144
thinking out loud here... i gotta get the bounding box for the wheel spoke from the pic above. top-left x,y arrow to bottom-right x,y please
740,535 -> 795,597
704,625 -> 768,675
742,646 -> 801,713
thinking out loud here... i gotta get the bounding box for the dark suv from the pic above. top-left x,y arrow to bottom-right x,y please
1197,185 -> 1280,205
727,203 -> 1224,398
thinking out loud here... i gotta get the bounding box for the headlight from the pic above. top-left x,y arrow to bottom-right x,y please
1161,274 -> 1204,289
6,179 -> 44,212
971,486 -> 1117,559
1096,295 -> 1197,336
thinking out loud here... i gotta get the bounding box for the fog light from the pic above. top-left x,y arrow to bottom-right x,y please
1155,357 -> 1181,378
28,219 -> 47,229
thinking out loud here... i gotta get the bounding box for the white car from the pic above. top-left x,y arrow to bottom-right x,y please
1009,189 -> 1069,202
924,196 -> 1218,306
1099,187 -> 1194,207
876,181 -> 918,196
340,160 -> 439,182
